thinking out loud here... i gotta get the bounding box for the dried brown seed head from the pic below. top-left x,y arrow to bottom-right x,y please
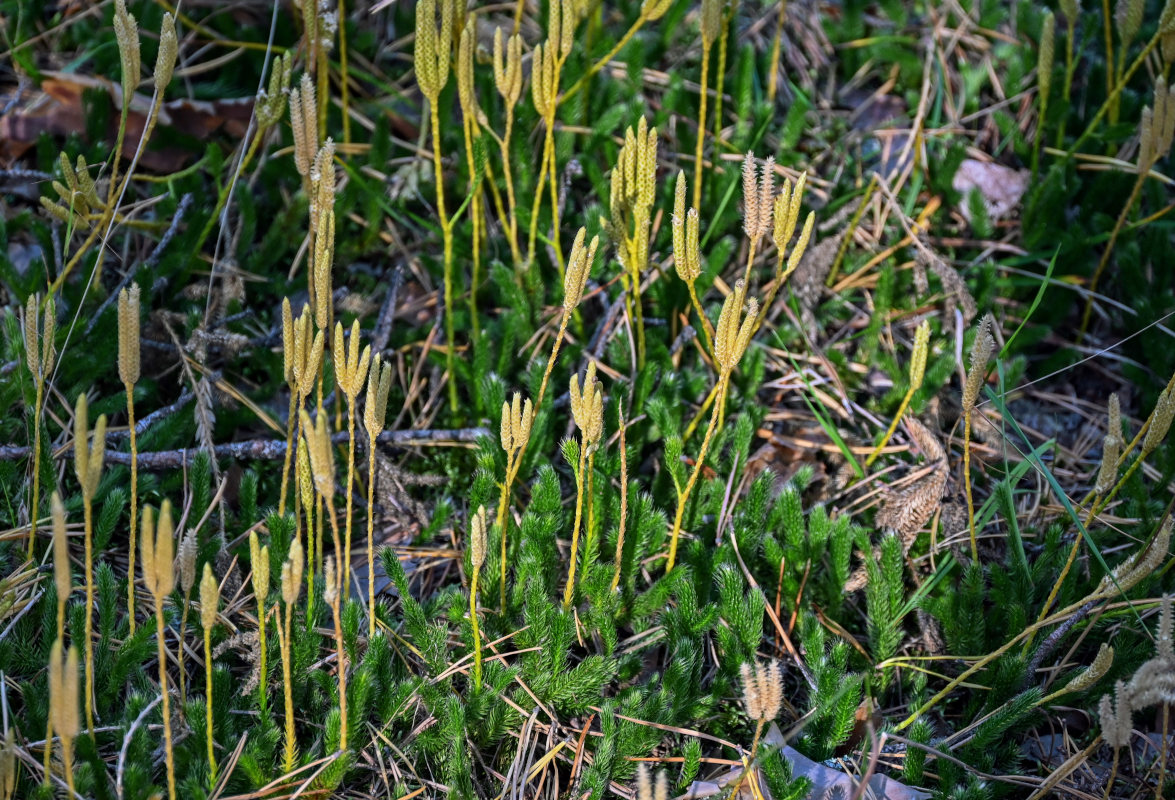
962,314 -> 995,414
200,563 -> 219,631
740,659 -> 783,722
634,764 -> 669,800
1099,681 -> 1132,749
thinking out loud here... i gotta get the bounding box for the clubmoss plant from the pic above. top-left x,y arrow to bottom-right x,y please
865,319 -> 930,468
468,506 -> 487,689
73,393 -> 106,733
761,171 -> 814,317
610,118 -> 658,368
250,532 -> 271,713
414,0 -> 458,411
141,502 -> 177,800
22,293 -> 54,560
767,0 -> 787,101
497,392 -> 534,609
334,319 -> 371,601
561,0 -> 673,104
199,563 -> 220,780
565,363 -> 604,609
117,283 -> 141,632
1033,12 -> 1055,173
672,171 -> 714,353
711,0 -> 736,140
667,282 -> 757,572
47,638 -> 79,796
363,354 -> 392,638
303,410 -> 342,582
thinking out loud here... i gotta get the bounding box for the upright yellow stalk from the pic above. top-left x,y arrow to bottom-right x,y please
711,0 -> 738,140
458,17 -> 484,334
363,356 -> 392,638
73,393 -> 105,734
47,639 -> 80,797
141,502 -> 177,800
865,320 -> 931,468
667,283 -> 757,572
694,0 -> 723,210
297,441 -> 317,611
118,283 -> 141,632
492,27 -> 524,265
279,298 -> 298,515
564,364 -> 604,609
279,535 -> 305,773
199,563 -> 219,780
44,493 -> 70,778
609,402 -> 629,593
324,556 -> 348,751
671,172 -> 714,353
415,0 -> 458,412
23,293 -> 55,560
334,320 -> 371,601
468,506 -> 488,689
961,315 -> 995,562
250,532 -> 270,713
177,528 -> 197,706
610,118 -> 658,368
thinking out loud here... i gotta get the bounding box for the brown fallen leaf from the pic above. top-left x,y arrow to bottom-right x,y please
952,157 -> 1029,224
